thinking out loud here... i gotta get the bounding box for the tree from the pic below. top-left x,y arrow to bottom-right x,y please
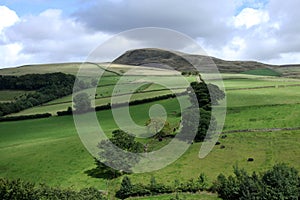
181,81 -> 223,142
213,163 -> 300,200
73,92 -> 91,113
96,130 -> 144,176
115,176 -> 133,199
145,118 -> 172,139
110,129 -> 144,153
262,163 -> 300,199
181,108 -> 216,142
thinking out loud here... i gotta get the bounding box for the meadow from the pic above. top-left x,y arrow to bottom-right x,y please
0,90 -> 32,102
0,71 -> 300,199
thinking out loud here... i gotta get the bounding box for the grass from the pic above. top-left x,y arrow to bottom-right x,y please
0,97 -> 182,189
9,73 -> 192,116
223,78 -> 300,90
224,104 -> 300,131
0,116 -> 105,189
128,130 -> 300,187
241,68 -> 282,76
128,192 -> 220,199
226,86 -> 300,107
0,90 -> 33,102
1,73 -> 300,199
0,63 -> 117,76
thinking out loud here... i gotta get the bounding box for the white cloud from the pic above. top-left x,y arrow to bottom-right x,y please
0,6 -> 19,33
0,8 -> 110,67
234,8 -> 269,29
1,0 -> 300,67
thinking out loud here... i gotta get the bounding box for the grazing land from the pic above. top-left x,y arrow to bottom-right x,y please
0,51 -> 300,199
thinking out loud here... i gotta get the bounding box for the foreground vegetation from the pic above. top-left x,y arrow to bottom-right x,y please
0,178 -> 106,200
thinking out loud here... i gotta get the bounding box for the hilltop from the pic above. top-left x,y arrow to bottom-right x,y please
113,48 -> 300,77
1,48 -> 299,78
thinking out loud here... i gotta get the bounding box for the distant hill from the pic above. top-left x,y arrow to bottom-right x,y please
113,48 -> 300,77
113,48 -> 275,73
1,48 -> 300,78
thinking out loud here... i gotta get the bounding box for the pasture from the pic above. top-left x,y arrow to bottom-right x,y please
0,72 -> 300,199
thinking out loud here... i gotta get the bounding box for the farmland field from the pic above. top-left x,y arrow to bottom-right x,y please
0,90 -> 32,102
1,72 -> 300,199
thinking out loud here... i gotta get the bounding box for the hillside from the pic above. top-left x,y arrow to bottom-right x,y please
113,48 -> 300,77
1,48 -> 300,78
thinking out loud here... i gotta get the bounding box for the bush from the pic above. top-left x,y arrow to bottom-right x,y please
0,178 -> 106,200
213,163 -> 300,200
115,174 -> 208,199
0,113 -> 51,122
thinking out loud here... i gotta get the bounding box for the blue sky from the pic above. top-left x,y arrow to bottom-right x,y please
1,0 -> 300,68
0,0 -> 80,16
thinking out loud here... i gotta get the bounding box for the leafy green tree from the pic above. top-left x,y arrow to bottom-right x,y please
181,108 -> 216,142
181,81 -> 223,142
115,176 -> 133,199
213,163 -> 300,200
145,118 -> 172,139
96,130 -> 144,176
261,163 -> 299,199
73,92 -> 91,112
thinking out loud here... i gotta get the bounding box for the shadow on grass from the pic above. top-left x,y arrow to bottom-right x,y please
84,159 -> 124,180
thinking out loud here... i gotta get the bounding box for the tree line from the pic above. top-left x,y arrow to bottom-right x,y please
0,73 -> 97,117
115,163 -> 300,199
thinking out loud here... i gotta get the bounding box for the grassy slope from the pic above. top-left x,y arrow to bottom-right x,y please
0,90 -> 33,102
241,68 -> 281,76
8,74 -> 195,116
0,74 -> 300,199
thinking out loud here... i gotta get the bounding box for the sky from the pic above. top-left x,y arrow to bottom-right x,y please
0,0 -> 300,68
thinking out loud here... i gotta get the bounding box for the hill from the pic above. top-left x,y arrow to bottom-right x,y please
1,48 -> 300,78
113,48 -> 300,77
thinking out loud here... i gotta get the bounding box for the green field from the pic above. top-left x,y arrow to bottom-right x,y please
1,72 -> 300,199
0,90 -> 33,102
8,74 -> 195,116
241,68 -> 281,76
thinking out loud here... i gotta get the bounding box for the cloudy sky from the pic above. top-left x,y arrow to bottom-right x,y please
0,0 -> 300,68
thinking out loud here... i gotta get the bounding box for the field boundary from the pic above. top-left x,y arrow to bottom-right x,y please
226,83 -> 300,91
223,126 -> 300,134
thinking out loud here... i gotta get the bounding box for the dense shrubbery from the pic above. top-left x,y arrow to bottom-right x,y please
0,178 -> 106,200
212,163 -> 300,200
115,163 -> 300,199
0,113 -> 51,122
0,73 -> 76,116
115,174 -> 208,199
181,71 -> 199,76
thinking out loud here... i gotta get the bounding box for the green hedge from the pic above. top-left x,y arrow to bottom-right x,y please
0,178 -> 106,200
0,113 -> 51,122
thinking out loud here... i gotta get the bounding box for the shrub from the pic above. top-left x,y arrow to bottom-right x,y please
0,178 -> 106,200
213,163 -> 300,200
